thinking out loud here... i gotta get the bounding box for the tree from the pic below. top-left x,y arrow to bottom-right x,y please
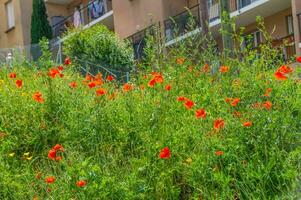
199,0 -> 209,35
219,0 -> 233,56
31,0 -> 52,44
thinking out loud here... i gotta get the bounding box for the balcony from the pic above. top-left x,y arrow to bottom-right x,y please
165,0 -> 291,46
50,0 -> 113,39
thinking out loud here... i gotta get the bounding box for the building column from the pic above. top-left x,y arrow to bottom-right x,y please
292,0 -> 301,56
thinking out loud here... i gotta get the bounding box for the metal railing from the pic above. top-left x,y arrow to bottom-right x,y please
51,0 -> 112,38
164,0 -> 262,42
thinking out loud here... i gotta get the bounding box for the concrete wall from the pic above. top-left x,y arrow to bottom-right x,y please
0,0 -> 25,48
292,0 -> 301,55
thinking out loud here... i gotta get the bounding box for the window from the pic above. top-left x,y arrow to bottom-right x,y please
242,30 -> 262,49
5,1 -> 15,30
286,15 -> 294,35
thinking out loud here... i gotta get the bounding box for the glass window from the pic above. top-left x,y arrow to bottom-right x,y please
286,15 -> 294,35
5,1 -> 15,29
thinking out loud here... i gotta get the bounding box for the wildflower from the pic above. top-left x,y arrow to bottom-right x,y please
139,85 -> 145,90
201,63 -> 210,73
106,75 -> 115,81
233,111 -> 242,117
8,152 -> 15,157
48,68 -> 61,78
214,119 -> 225,130
264,88 -> 272,97
263,100 -> 272,110
148,78 -> 156,87
297,56 -> 301,63
165,84 -> 171,91
243,121 -> 252,127
35,172 -> 42,180
9,72 -> 16,79
176,57 -> 185,65
185,157 -> 193,164
231,98 -> 240,107
55,156 -> 62,162
159,147 -> 171,159
58,66 -> 64,71
48,149 -> 56,160
15,79 -> 23,88
76,180 -> 87,187
148,73 -> 164,87
23,152 -> 30,156
177,96 -> 186,102
274,71 -> 287,80
88,81 -> 96,88
45,176 -> 55,184
215,150 -> 224,156
26,156 -> 33,160
32,92 -> 44,103
277,65 -> 293,74
184,99 -> 194,110
195,109 -> 206,119
96,88 -> 107,96
69,81 -> 77,88
123,83 -> 133,92
53,144 -> 64,152
64,57 -> 71,65
219,66 -> 229,73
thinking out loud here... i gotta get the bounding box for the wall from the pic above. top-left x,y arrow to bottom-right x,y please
0,0 -> 25,48
292,0 -> 301,55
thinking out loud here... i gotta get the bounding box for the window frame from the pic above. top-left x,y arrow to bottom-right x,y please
5,0 -> 15,32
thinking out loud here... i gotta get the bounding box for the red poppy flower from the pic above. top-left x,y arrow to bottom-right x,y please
32,91 -> 44,103
148,78 -> 156,87
214,119 -> 225,130
230,98 -> 240,107
195,109 -> 206,119
106,75 -> 115,81
243,121 -> 252,127
88,81 -> 96,88
64,57 -> 71,65
69,81 -> 77,88
35,172 -> 42,180
274,71 -> 287,80
201,63 -> 210,73
48,68 -> 61,78
233,111 -> 241,117
297,56 -> 301,63
263,100 -> 272,110
177,96 -> 186,102
57,66 -> 64,71
45,176 -> 55,184
165,84 -> 171,91
215,150 -> 224,156
277,65 -> 293,74
76,180 -> 87,187
123,83 -> 133,92
176,57 -> 185,65
48,149 -> 56,160
9,72 -> 16,79
184,99 -> 194,110
53,144 -> 64,152
219,66 -> 229,73
16,79 -> 23,88
263,88 -> 272,97
159,147 -> 171,159
55,156 -> 62,161
96,88 -> 107,96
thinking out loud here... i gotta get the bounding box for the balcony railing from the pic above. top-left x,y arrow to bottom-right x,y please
51,0 -> 112,38
164,0 -> 261,42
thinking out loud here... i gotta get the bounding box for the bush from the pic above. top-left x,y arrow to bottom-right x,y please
63,25 -> 134,72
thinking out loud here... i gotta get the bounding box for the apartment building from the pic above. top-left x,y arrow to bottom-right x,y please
0,0 -> 300,60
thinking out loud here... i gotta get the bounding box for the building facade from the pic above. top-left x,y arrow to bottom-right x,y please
0,0 -> 301,59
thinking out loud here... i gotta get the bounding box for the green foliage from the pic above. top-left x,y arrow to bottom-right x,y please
31,0 -> 52,44
63,24 -> 134,71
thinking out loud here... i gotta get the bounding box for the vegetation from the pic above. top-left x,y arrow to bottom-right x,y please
0,16 -> 300,199
63,24 -> 134,72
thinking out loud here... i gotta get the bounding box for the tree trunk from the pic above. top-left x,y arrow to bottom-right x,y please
199,0 -> 209,35
219,0 -> 233,56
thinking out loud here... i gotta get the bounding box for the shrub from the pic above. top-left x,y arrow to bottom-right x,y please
63,24 -> 134,72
